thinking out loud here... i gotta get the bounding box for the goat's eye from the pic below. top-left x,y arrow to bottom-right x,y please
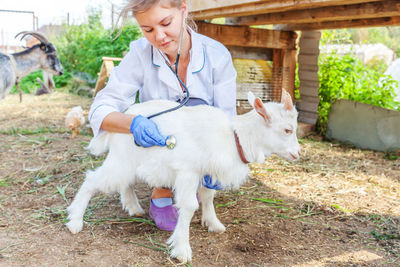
284,129 -> 293,135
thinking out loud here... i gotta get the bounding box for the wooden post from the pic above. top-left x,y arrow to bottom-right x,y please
282,48 -> 297,102
271,49 -> 283,102
94,57 -> 122,97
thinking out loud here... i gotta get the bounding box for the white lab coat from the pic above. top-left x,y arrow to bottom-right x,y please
89,29 -> 237,137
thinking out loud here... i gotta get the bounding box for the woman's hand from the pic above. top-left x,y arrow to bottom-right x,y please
130,115 -> 166,147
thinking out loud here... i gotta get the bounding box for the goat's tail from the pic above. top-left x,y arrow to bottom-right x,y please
86,132 -> 110,156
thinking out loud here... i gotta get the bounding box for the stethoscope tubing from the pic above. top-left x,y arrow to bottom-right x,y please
147,49 -> 190,119
147,11 -> 190,120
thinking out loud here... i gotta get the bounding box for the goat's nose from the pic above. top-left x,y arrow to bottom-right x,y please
59,71 -> 63,75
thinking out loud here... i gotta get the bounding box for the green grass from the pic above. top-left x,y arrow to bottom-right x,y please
0,178 -> 11,187
251,198 -> 283,205
367,214 -> 387,224
232,218 -> 250,224
33,206 -> 67,223
124,235 -> 193,266
125,238 -> 169,252
0,127 -> 67,135
296,203 -> 323,218
331,204 -> 350,213
384,151 -> 400,160
56,182 -> 70,204
252,198 -> 291,212
87,217 -> 155,226
370,230 -> 400,240
216,200 -> 237,208
0,127 -> 93,136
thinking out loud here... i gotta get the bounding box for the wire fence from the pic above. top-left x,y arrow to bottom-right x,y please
235,60 -> 287,114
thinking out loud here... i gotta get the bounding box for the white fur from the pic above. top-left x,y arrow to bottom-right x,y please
66,91 -> 300,263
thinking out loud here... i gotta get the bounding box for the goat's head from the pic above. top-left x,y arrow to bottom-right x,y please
248,90 -> 300,162
15,31 -> 63,76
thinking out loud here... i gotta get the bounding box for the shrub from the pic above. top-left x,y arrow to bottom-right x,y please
317,52 -> 400,135
10,71 -> 43,94
53,15 -> 142,86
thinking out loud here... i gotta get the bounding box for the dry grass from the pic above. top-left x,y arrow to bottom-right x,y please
0,92 -> 399,266
252,139 -> 400,216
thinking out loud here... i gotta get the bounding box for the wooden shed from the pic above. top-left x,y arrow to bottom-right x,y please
190,0 -> 400,128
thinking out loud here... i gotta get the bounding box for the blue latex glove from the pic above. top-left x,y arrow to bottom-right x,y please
130,115 -> 166,148
202,175 -> 224,190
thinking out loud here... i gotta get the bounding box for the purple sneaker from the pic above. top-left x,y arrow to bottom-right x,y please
149,199 -> 178,231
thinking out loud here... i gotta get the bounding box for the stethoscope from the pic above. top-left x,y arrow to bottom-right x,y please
144,11 -> 189,149
147,11 -> 190,120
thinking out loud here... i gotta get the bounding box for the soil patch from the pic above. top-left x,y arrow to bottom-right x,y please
0,93 -> 399,266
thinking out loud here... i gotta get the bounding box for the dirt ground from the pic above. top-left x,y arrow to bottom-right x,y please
0,92 -> 399,267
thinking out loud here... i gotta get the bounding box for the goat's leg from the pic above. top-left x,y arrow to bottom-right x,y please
120,184 -> 144,216
198,186 -> 226,233
16,82 -> 22,102
67,156 -> 135,234
167,172 -> 199,263
66,170 -> 98,234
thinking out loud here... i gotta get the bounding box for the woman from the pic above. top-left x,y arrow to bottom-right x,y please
89,0 -> 237,231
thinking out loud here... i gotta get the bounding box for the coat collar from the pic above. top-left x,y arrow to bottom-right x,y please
150,28 -> 206,99
189,29 -> 205,74
151,28 -> 205,74
152,46 -> 182,98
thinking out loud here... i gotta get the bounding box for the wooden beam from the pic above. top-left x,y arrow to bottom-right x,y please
191,0 -> 264,12
227,46 -> 272,61
191,0 -> 383,20
278,16 -> 400,30
226,0 -> 400,25
196,21 -> 297,49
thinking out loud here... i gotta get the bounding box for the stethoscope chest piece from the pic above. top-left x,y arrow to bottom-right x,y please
166,135 -> 176,149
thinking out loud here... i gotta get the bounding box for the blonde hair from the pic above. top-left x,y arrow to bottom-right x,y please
115,0 -> 196,35
121,0 -> 183,15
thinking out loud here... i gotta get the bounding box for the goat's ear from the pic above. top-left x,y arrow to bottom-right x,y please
281,88 -> 294,111
248,91 -> 271,122
254,98 -> 271,123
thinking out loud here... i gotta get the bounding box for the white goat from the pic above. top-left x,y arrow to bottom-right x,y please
66,90 -> 300,263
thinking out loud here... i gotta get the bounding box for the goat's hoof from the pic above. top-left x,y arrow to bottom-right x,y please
124,205 -> 145,216
66,220 -> 83,234
129,207 -> 145,217
208,223 -> 226,233
209,222 -> 226,233
202,218 -> 226,233
170,245 -> 192,263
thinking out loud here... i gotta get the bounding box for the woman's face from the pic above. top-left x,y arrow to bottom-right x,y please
135,1 -> 186,57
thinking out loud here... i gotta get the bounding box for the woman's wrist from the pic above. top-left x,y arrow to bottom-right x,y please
101,112 -> 135,134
